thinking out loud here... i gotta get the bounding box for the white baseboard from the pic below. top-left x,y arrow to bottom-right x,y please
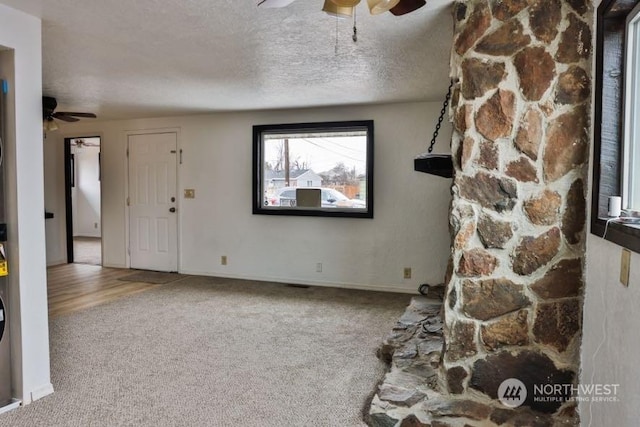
0,399 -> 20,415
178,269 -> 418,294
102,263 -> 126,269
46,259 -> 66,267
30,383 -> 54,402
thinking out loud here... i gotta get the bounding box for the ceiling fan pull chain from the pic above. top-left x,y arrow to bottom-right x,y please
428,80 -> 453,153
352,8 -> 358,43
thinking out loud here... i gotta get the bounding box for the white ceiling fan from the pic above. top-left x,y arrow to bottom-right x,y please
257,0 -> 426,17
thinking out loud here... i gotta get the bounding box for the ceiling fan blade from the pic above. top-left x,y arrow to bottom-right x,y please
258,0 -> 297,7
390,0 -> 426,15
53,114 -> 80,123
55,112 -> 97,118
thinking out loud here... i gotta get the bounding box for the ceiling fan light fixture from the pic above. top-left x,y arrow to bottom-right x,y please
257,0 -> 298,7
367,0 -> 401,14
329,0 -> 361,6
43,118 -> 58,132
323,0 -> 354,17
389,0 -> 426,15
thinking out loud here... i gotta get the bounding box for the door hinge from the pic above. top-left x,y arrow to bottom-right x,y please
126,148 -> 129,157
127,197 -> 130,206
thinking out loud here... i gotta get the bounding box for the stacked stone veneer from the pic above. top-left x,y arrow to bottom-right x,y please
367,2 -> 593,425
442,0 -> 592,423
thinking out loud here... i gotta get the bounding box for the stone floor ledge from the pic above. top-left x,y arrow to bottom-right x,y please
366,296 -> 577,427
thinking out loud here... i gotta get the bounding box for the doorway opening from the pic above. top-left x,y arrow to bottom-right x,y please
65,137 -> 102,265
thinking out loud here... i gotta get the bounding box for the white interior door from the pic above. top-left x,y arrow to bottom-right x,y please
128,132 -> 178,272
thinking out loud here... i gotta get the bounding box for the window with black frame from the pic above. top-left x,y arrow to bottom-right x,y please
252,121 -> 374,218
592,0 -> 640,253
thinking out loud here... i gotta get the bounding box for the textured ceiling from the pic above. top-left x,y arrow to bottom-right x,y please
0,0 -> 454,120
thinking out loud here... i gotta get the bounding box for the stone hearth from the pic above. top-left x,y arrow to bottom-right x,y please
367,296 -> 575,427
368,297 -> 444,426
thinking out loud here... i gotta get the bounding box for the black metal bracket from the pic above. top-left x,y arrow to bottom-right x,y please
414,154 -> 453,178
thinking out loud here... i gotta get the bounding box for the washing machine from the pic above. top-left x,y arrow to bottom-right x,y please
0,279 -> 9,407
0,79 -> 11,407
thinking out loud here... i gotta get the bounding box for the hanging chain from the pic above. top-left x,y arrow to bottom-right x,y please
428,80 -> 454,153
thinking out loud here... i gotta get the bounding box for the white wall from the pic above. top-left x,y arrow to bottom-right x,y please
0,4 -> 52,405
44,130 -> 65,265
72,145 -> 101,238
45,102 -> 453,293
581,236 -> 640,425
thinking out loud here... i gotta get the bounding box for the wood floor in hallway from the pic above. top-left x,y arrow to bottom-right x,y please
47,263 -> 161,317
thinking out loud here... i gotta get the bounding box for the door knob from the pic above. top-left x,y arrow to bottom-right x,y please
169,207 -> 176,213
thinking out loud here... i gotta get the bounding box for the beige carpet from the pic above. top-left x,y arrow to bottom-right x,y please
0,276 -> 409,427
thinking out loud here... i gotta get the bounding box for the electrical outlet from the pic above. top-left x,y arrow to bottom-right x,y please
184,189 -> 195,199
621,249 -> 631,287
316,262 -> 322,273
404,268 -> 412,279
221,255 -> 227,266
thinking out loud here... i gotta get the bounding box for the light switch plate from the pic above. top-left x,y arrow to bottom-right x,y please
621,249 -> 631,287
184,189 -> 195,199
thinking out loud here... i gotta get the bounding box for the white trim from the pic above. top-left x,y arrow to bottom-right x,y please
178,269 -> 418,294
0,399 -> 20,415
102,262 -> 126,269
46,258 -> 66,267
30,382 -> 53,402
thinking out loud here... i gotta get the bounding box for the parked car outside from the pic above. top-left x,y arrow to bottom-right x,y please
266,187 -> 365,209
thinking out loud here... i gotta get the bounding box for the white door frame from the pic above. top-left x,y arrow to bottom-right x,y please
124,127 -> 181,271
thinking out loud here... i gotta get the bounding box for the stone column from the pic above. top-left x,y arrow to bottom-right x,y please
444,0 -> 591,421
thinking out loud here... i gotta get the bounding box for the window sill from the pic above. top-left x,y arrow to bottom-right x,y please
591,217 -> 640,253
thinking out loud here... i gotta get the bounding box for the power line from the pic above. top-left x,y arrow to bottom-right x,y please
301,138 -> 365,163
316,137 -> 365,154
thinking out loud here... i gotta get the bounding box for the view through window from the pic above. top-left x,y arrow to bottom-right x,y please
625,1 -> 640,211
253,121 -> 373,218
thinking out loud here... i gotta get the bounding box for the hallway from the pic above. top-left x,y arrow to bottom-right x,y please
72,237 -> 101,266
